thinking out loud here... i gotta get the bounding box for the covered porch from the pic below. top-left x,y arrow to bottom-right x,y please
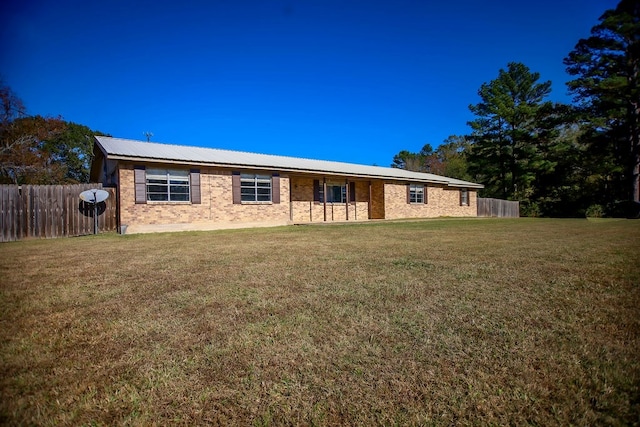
288,175 -> 385,223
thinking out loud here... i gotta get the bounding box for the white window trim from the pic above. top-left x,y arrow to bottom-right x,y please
409,184 -> 425,204
460,189 -> 469,206
146,169 -> 190,203
240,173 -> 272,203
319,182 -> 347,204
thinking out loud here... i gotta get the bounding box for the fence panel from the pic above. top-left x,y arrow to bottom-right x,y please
0,184 -> 117,242
477,198 -> 520,218
1,186 -> 17,242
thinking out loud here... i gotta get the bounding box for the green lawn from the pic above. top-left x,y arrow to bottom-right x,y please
1,218 -> 639,425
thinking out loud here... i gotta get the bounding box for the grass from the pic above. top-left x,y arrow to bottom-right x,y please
1,218 -> 639,426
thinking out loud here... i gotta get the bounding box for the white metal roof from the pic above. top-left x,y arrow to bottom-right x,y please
95,136 -> 483,188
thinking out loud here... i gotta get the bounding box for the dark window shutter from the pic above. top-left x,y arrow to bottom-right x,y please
424,186 -> 428,204
313,179 -> 320,202
232,172 -> 241,204
272,174 -> 280,204
349,181 -> 356,202
134,165 -> 146,204
190,169 -> 201,204
406,184 -> 411,204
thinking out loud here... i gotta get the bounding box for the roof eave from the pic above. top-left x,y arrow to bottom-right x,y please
447,183 -> 484,189
105,154 -> 461,185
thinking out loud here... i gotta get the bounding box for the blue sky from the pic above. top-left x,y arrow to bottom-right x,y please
1,0 -> 617,166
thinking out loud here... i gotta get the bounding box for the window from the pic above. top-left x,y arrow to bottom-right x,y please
313,180 -> 355,203
146,169 -> 190,202
319,182 -> 347,203
409,184 -> 425,204
241,174 -> 272,202
460,189 -> 469,206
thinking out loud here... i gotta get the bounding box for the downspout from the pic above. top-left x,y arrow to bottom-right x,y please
116,164 -> 122,234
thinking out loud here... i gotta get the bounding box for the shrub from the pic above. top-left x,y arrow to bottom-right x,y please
585,204 -> 605,218
520,201 -> 541,217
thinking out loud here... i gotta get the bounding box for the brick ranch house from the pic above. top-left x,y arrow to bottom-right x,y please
90,136 -> 483,234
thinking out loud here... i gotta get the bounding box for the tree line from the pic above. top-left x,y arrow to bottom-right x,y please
0,83 -> 107,185
392,0 -> 639,218
2,1 -> 637,217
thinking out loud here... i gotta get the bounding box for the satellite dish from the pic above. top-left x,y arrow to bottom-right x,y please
79,189 -> 109,235
80,189 -> 109,204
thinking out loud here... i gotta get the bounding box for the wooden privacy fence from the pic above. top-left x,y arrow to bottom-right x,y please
477,198 -> 520,218
0,184 -> 117,242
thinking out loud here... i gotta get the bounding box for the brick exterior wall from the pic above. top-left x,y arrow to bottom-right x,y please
115,162 -> 478,232
383,182 -> 477,219
118,163 -> 290,232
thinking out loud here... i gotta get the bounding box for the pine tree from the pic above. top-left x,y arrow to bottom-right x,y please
467,62 -> 555,201
564,0 -> 640,215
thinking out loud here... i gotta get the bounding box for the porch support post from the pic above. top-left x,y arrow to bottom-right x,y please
345,179 -> 349,221
368,181 -> 372,220
323,178 -> 327,222
289,176 -> 293,222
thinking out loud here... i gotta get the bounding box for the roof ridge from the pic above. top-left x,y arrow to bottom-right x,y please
97,135 -> 368,167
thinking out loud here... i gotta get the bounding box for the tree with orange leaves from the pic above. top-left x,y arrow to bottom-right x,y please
0,82 -> 107,184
